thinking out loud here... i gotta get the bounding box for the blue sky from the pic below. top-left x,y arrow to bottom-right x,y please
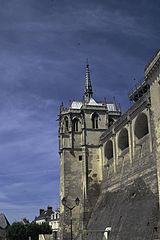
0,0 -> 159,223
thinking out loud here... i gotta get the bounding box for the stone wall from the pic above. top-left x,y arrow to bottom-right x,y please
59,51 -> 160,240
59,105 -> 109,240
87,94 -> 159,240
146,52 -> 160,238
60,149 -> 83,240
87,178 -> 158,240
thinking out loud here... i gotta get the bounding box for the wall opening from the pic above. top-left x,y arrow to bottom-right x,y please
92,112 -> 99,129
135,113 -> 149,139
108,117 -> 114,127
105,140 -> 113,160
118,128 -> 129,151
64,116 -> 69,132
73,118 -> 79,132
103,227 -> 111,240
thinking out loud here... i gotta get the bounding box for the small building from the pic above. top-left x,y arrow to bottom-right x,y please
35,206 -> 60,239
21,218 -> 30,225
0,213 -> 10,240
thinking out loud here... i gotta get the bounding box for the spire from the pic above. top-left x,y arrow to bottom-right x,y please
84,60 -> 93,103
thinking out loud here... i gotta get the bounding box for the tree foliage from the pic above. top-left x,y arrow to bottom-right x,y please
7,222 -> 27,240
7,222 -> 52,240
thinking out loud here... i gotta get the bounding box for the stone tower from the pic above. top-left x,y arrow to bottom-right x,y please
59,63 -> 121,240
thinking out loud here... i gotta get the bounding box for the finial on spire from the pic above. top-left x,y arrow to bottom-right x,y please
86,58 -> 89,65
60,102 -> 64,112
84,60 -> 93,103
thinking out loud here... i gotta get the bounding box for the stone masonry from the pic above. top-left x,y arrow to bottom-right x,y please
59,50 -> 160,240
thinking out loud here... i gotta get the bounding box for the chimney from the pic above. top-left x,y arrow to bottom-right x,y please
39,209 -> 44,216
47,206 -> 52,216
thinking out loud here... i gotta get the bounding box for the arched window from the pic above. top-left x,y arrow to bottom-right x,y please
105,140 -> 113,160
64,117 -> 69,132
73,118 -> 79,132
135,113 -> 149,139
92,112 -> 99,129
118,128 -> 129,151
108,117 -> 114,127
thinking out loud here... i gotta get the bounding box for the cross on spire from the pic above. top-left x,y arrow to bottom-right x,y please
84,60 -> 93,103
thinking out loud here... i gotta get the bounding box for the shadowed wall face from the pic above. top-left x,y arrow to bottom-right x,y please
87,178 -> 158,240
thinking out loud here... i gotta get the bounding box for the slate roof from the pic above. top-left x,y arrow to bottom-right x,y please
70,98 -> 118,112
0,213 -> 10,229
71,101 -> 83,109
35,207 -> 60,222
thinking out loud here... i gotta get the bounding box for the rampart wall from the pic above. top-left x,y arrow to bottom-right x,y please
87,93 -> 159,240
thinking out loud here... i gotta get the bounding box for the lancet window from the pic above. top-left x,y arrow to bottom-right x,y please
64,116 -> 69,132
73,118 -> 79,132
92,112 -> 99,129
